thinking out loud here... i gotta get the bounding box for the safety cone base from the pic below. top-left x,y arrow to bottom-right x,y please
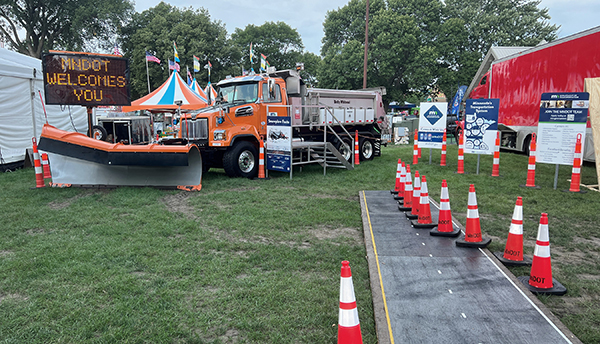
490,174 -> 502,177
454,171 -> 468,175
517,276 -> 567,296
562,189 -> 587,194
520,184 -> 541,189
398,204 -> 412,211
430,227 -> 461,237
456,237 -> 492,248
405,212 -> 418,220
393,194 -> 404,201
410,219 -> 437,229
252,176 -> 270,180
390,190 -> 399,195
493,252 -> 532,267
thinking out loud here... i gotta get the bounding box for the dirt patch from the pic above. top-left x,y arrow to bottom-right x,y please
25,228 -> 45,235
547,295 -> 598,318
219,329 -> 240,343
308,225 -> 363,245
161,192 -> 198,219
47,189 -> 110,210
0,250 -> 14,257
0,293 -> 28,303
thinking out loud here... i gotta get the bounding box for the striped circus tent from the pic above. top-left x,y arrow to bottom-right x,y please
205,83 -> 218,105
190,78 -> 209,101
122,72 -> 208,112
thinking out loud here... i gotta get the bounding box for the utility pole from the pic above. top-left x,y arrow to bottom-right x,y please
363,0 -> 370,89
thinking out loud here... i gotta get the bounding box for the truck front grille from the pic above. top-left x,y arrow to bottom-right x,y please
181,118 -> 208,140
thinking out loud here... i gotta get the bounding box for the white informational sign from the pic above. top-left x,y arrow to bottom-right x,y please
418,102 -> 447,149
537,92 -> 588,165
464,99 -> 500,155
266,114 -> 292,172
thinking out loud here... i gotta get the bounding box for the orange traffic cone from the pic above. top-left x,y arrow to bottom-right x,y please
567,133 -> 585,193
440,129 -> 447,167
456,184 -> 491,248
398,165 -> 413,211
412,131 -> 419,165
518,214 -> 567,295
430,180 -> 460,237
491,131 -> 501,177
406,170 -> 420,219
411,175 -> 436,229
394,162 -> 406,201
337,261 -> 363,344
521,134 -> 540,188
32,138 -> 45,188
257,139 -> 268,179
457,129 -> 465,174
41,153 -> 52,180
354,130 -> 360,165
391,159 -> 402,195
493,197 -> 532,266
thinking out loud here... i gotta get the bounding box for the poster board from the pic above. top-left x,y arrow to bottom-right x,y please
418,102 -> 447,149
463,99 -> 499,155
536,93 -> 588,165
584,78 -> 600,187
266,114 -> 292,172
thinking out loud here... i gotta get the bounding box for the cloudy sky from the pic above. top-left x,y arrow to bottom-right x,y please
133,0 -> 600,54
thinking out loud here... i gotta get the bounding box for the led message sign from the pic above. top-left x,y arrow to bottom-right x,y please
42,51 -> 131,106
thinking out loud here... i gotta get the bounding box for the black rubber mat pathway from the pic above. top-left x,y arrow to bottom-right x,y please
360,190 -> 581,344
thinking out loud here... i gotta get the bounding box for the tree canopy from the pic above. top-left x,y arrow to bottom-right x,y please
120,2 -> 235,99
318,0 -> 558,103
0,0 -> 134,58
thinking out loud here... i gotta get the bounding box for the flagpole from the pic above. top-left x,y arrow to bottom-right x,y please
146,55 -> 151,94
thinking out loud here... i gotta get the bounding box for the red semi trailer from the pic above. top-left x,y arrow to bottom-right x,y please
465,26 -> 600,161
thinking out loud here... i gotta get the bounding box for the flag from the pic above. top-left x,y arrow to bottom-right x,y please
193,55 -> 200,72
450,85 -> 468,115
187,66 -> 192,85
249,42 -> 254,63
168,59 -> 175,70
208,60 -> 212,77
146,51 -> 161,64
260,54 -> 267,71
174,62 -> 180,72
113,43 -> 121,56
173,42 -> 180,62
242,68 -> 249,76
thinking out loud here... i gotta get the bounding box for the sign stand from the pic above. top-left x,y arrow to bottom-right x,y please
429,148 -> 432,164
476,154 -> 481,174
554,164 -> 560,190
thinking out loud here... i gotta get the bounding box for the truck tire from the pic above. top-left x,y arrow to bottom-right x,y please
523,135 -> 531,156
223,141 -> 258,178
359,137 -> 375,161
92,125 -> 107,141
335,138 -> 353,162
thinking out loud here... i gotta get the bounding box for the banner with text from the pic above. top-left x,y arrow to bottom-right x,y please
418,102 -> 448,149
266,114 -> 292,172
464,99 -> 499,155
537,92 -> 588,165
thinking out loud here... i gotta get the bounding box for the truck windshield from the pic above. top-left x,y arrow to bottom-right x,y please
217,82 -> 258,105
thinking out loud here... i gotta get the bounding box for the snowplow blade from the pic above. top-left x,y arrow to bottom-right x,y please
38,124 -> 202,190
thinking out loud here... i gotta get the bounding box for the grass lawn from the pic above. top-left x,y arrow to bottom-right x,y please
0,142 -> 598,343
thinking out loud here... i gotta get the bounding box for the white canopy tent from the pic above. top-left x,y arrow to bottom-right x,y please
0,48 -> 87,169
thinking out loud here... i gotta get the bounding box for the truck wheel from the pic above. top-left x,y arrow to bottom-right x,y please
359,137 -> 374,161
223,141 -> 258,178
92,125 -> 107,141
335,138 -> 352,162
523,135 -> 531,156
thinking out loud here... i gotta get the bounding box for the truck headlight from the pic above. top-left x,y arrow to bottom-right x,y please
213,129 -> 227,141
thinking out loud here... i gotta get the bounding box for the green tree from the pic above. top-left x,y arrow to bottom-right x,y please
230,21 -> 305,72
318,0 -> 559,104
0,0 -> 133,58
120,2 -> 235,99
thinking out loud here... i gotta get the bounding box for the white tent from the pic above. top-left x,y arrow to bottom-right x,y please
0,48 -> 87,169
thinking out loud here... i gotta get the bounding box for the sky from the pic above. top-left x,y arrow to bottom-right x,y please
133,0 -> 600,54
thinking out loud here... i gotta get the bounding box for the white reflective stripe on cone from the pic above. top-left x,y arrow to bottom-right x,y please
338,308 -> 360,327
458,156 -> 464,160
572,167 -> 581,174
493,157 -> 499,164
467,208 -> 479,218
537,225 -> 549,242
440,199 -> 450,210
534,244 -> 551,258
528,164 -> 536,170
339,277 -> 356,303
